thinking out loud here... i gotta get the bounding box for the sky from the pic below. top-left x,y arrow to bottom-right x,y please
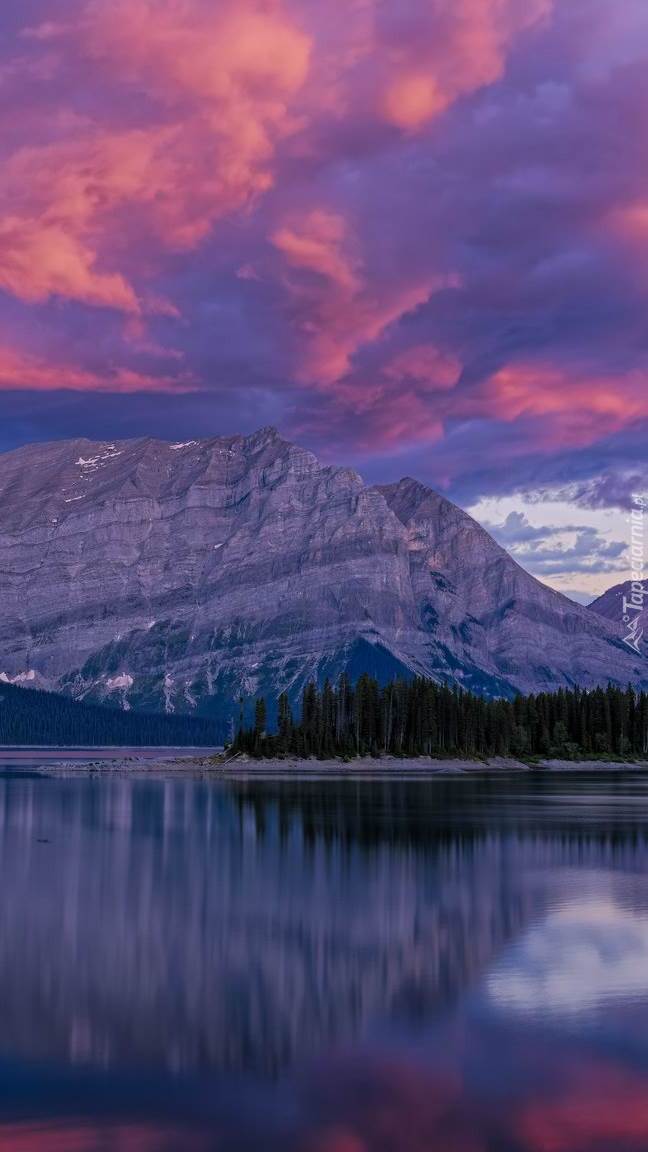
0,0 -> 646,600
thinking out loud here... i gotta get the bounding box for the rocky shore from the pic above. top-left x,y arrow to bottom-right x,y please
31,753 -> 648,778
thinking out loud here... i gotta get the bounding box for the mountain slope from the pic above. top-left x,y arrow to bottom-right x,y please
0,429 -> 645,727
589,580 -> 646,654
0,681 -> 221,746
379,478 -> 645,694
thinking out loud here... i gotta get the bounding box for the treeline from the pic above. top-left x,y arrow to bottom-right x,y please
234,676 -> 648,760
0,681 -> 222,747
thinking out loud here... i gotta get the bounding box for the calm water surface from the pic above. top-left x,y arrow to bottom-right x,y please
1,765 -> 648,1150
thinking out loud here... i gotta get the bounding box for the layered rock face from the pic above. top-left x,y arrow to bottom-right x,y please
378,479 -> 647,694
0,428 -> 645,726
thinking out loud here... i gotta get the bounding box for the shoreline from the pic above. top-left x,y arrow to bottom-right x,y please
22,752 -> 648,779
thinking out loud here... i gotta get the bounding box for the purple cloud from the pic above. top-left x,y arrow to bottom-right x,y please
0,0 -> 646,529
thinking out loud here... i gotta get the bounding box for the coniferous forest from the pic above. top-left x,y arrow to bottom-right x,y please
234,676 -> 648,761
4,674 -> 648,758
0,680 -> 222,747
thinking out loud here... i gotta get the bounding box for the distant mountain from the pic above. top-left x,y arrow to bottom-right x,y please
0,680 -> 221,747
0,428 -> 645,730
589,580 -> 646,655
589,580 -> 645,622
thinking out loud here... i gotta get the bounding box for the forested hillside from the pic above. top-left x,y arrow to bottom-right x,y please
235,676 -> 648,760
0,681 -> 222,746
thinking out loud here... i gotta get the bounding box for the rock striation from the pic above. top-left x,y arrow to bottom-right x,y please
0,428 -> 645,727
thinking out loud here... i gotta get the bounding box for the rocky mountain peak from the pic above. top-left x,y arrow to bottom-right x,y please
0,428 -> 645,730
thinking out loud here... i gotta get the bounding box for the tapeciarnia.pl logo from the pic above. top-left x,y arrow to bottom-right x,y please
623,493 -> 647,654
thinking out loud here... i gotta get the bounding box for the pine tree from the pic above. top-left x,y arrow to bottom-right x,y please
232,679 -> 648,763
277,691 -> 293,753
254,697 -> 267,753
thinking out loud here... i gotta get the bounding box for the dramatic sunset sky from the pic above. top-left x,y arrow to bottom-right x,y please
0,0 -> 645,600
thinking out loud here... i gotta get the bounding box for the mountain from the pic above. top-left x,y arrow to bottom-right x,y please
0,428 -> 645,732
0,680 -> 221,746
589,580 -> 646,653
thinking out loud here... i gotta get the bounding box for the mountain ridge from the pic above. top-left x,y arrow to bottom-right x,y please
0,429 -> 644,731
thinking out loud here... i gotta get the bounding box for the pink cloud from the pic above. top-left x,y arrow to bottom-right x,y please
384,344 -> 462,391
1,0 -> 644,519
377,0 -> 553,130
69,0 -> 311,104
609,202 -> 648,237
382,74 -> 450,132
0,127 -> 170,312
292,0 -> 553,134
0,213 -> 138,314
482,361 -> 648,446
0,1 -> 311,314
295,351 -> 648,464
273,210 -> 362,293
404,358 -> 648,456
0,0 -> 554,326
605,201 -> 648,282
271,208 -> 444,383
0,344 -> 195,393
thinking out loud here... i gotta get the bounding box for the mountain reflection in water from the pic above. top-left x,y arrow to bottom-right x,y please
1,769 -> 648,1149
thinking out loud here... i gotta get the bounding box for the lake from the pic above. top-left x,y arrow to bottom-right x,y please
1,763 -> 648,1150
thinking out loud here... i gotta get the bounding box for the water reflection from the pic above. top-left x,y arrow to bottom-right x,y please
488,897 -> 648,1016
0,1122 -> 207,1151
1,769 -> 648,1148
0,773 -> 545,1073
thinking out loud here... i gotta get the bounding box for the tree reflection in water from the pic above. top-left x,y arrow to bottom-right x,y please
0,769 -> 647,1149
